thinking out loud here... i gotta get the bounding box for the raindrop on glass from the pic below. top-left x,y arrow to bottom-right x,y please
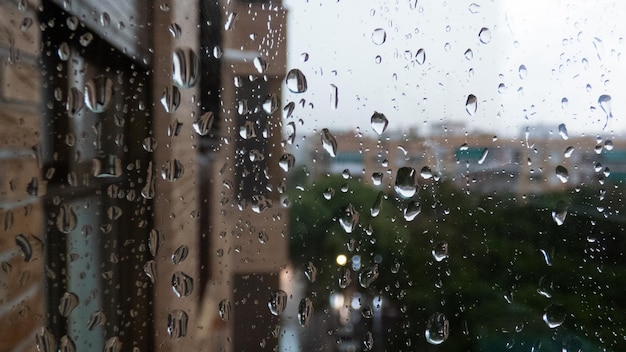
518,65 -> 527,79
395,167 -> 417,199
425,312 -> 449,345
359,265 -> 379,288
160,86 -> 181,113
87,310 -> 106,330
304,262 -> 317,283
171,271 -> 194,297
168,22 -> 182,38
286,69 -> 308,93
253,56 -> 268,74
432,242 -> 449,262
338,204 -> 359,234
416,48 -> 426,64
58,291 -> 79,317
543,304 -> 566,328
79,32 -> 93,46
161,159 -> 184,182
464,48 -> 473,60
330,84 -> 338,110
58,42 -> 70,61
551,200 -> 567,226
371,111 -> 389,135
465,94 -> 477,116
279,153 -> 296,172
558,123 -> 568,140
193,111 -> 214,136
468,2 -> 480,13
370,191 -> 384,217
172,47 -> 199,88
555,165 -> 569,183
59,335 -> 76,352
297,297 -> 314,327
148,229 -> 163,257
478,27 -> 491,44
171,245 -> 189,265
84,75 -> 113,113
15,234 -> 32,262
66,87 -> 84,117
371,28 -> 387,45
263,94 -> 279,114
268,290 -> 288,316
218,299 -> 232,321
477,148 -> 489,164
339,266 -> 352,288
144,260 -> 157,283
564,146 -> 574,158
167,310 -> 189,338
36,328 -> 56,352
224,12 -> 238,31
56,204 -> 77,234
598,94 -> 612,128
321,128 -> 338,157
403,201 -> 421,221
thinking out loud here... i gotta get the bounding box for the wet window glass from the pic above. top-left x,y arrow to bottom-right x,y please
1,0 -> 625,351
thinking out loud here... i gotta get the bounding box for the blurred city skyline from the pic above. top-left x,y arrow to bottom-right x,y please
283,0 -> 626,138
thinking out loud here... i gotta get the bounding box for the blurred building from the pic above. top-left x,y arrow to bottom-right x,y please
0,0 -> 289,351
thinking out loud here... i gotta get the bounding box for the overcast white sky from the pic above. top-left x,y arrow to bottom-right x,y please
282,0 -> 626,139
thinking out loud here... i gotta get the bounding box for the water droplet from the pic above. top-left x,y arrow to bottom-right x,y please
540,249 -> 552,266
224,12 -> 238,31
339,204 -> 359,234
286,69 -> 308,93
66,16 -> 79,30
36,328 -> 57,352
141,162 -> 156,199
598,94 -> 612,129
558,123 -> 568,140
218,299 -> 232,321
160,86 -> 181,113
564,146 -> 574,158
370,191 -> 384,217
465,94 -> 478,116
432,242 -> 449,262
420,166 -> 433,179
321,128 -> 338,157
107,206 -> 123,221
56,204 -> 77,234
172,47 -> 199,88
15,234 -> 32,262
371,111 -> 389,135
168,22 -> 182,38
328,84 -> 339,110
371,172 -> 383,186
425,312 -> 449,345
144,260 -> 157,283
58,42 -> 70,61
409,48 -> 425,66
262,94 -> 279,114
477,148 -> 489,164
561,97 -> 569,109
84,75 -> 113,113
59,335 -> 76,352
279,153 -> 296,172
161,159 -> 184,181
66,87 -> 84,117
339,266 -> 352,288
555,165 -> 569,183
171,271 -> 194,297
543,304 -> 566,328
298,297 -> 314,327
395,167 -> 417,199
99,12 -> 110,26
403,201 -> 421,221
301,52 -> 309,62
363,331 -> 374,351
253,56 -> 268,74
87,310 -> 106,330
212,45 -> 223,58
371,28 -> 386,45
359,265 -> 379,288
172,245 -> 189,265
323,187 -> 335,200
149,229 -> 163,257
167,310 -> 189,338
518,65 -> 527,79
478,27 -> 491,44
464,48 -> 473,60
468,3 -> 480,13
79,32 -> 93,46
304,262 -> 317,283
191,111 -> 214,136
58,291 -> 79,317
551,200 -> 567,226
268,290 -> 288,316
